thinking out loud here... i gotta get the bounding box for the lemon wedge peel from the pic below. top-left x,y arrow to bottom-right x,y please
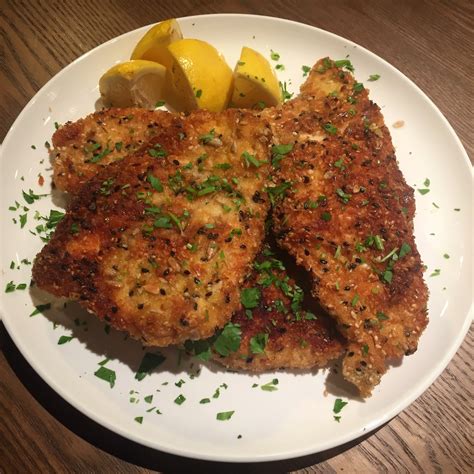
231,46 -> 281,109
130,19 -> 183,70
167,39 -> 234,112
99,60 -> 167,108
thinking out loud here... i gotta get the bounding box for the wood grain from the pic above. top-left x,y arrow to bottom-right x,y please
0,0 -> 472,472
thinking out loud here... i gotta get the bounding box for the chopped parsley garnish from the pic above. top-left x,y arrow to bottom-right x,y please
242,151 -> 267,168
380,247 -> 399,263
333,398 -> 348,414
266,181 -> 292,205
134,416 -> 143,424
279,81 -> 293,101
153,216 -> 172,229
200,398 -> 211,404
302,65 -> 311,76
94,366 -> 116,388
336,188 -> 351,203
46,209 -> 65,228
271,143 -> 293,168
430,268 -> 441,277
5,281 -> 27,293
214,162 -> 232,170
148,144 -> 167,158
418,188 -> 430,195
213,323 -> 242,356
261,379 -> 279,392
184,339 -> 212,361
443,253 -> 450,259
368,74 -> 380,81
240,287 -> 260,309
321,211 -> 332,222
353,82 -> 364,93
199,129 -> 215,144
147,174 -> 164,192
174,394 -> 186,405
270,50 -> 280,61
155,100 -> 165,108
216,410 -> 234,421
90,147 -> 112,163
362,344 -> 369,355
70,223 -> 80,235
316,57 -> 333,73
376,311 -> 389,321
382,270 -> 393,284
22,189 -> 47,204
58,335 -> 74,345
19,214 -> 27,228
249,333 -> 268,354
323,123 -> 338,135
195,89 -> 202,98
351,294 -> 360,307
398,242 -> 411,259
275,64 -> 285,71
334,59 -> 354,71
135,352 -> 166,381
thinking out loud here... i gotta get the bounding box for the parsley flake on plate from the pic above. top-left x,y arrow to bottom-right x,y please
94,366 -> 116,388
135,352 -> 166,381
216,410 -> 235,421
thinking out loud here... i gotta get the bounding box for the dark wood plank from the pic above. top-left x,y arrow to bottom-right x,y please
0,0 -> 472,472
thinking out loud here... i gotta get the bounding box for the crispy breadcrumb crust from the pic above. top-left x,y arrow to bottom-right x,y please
213,247 -> 343,371
34,109 -> 272,346
266,58 -> 428,396
52,108 -> 176,194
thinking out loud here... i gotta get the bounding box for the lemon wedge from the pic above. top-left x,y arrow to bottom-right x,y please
130,19 -> 183,69
231,47 -> 281,109
99,60 -> 167,108
167,39 -> 233,112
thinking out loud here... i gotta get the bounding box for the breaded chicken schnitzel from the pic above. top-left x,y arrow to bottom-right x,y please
209,245 -> 343,371
266,58 -> 428,395
38,58 -> 428,396
33,109 -> 272,346
52,108 -> 175,194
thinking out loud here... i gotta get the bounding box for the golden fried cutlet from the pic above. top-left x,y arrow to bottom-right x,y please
207,245 -> 343,371
52,108 -> 175,194
266,59 -> 429,396
33,108 -> 272,346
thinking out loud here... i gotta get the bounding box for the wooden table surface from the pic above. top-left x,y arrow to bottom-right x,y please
0,0 -> 472,472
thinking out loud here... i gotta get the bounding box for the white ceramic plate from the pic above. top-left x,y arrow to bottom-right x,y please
0,14 -> 472,463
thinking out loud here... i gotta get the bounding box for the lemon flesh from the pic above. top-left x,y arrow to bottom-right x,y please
167,39 -> 233,112
99,60 -> 167,108
231,47 -> 281,109
130,19 -> 183,69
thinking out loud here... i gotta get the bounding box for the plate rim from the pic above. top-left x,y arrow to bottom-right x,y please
0,12 -> 472,463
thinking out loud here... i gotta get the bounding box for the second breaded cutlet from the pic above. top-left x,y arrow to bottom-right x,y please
33,108 -> 273,346
48,105 -> 344,370
52,108 -> 176,194
208,245 -> 343,371
265,58 -> 428,396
